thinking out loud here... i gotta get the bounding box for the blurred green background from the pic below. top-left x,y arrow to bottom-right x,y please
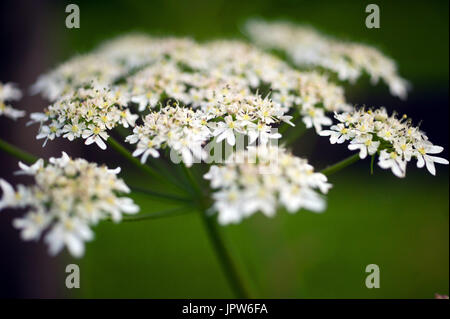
0,0 -> 448,298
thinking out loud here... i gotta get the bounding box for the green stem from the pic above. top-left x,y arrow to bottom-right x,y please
180,162 -> 202,197
130,185 -> 192,203
0,138 -> 38,165
121,206 -> 193,222
283,123 -> 308,146
370,155 -> 375,175
199,211 -> 250,298
179,164 -> 249,298
321,153 -> 360,176
107,137 -> 187,194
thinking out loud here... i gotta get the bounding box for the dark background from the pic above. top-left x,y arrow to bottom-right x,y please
0,0 -> 448,298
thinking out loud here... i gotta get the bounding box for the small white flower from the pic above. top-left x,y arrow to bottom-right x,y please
378,150 -> 406,178
118,109 -> 139,128
301,106 -> 332,132
45,217 -> 94,258
247,122 -> 281,145
0,82 -> 22,101
132,138 -> 161,163
131,93 -> 159,111
16,159 -> 45,176
62,119 -> 85,141
212,187 -> 245,225
82,124 -> 109,150
0,82 -> 25,120
13,210 -> 52,241
0,179 -> 17,210
27,112 -> 48,126
319,123 -> 351,144
280,185 -> 326,213
0,102 -> 25,120
36,121 -> 62,146
242,186 -> 277,217
213,116 -> 240,146
415,142 -> 449,176
393,137 -> 414,161
49,151 -> 71,167
348,134 -> 380,159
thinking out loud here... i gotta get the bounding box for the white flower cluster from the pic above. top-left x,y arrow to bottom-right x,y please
124,39 -> 350,133
30,35 -> 351,154
0,82 -> 25,120
124,39 -> 350,114
122,38 -> 352,164
245,19 -> 410,99
126,104 -> 211,165
31,84 -> 138,149
126,94 -> 290,166
204,145 -> 331,224
320,108 -> 448,177
30,34 -> 164,101
0,152 -> 139,257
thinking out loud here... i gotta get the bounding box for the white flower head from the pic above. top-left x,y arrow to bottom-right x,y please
31,35 -> 351,156
320,107 -> 448,177
0,153 -> 139,258
244,19 -> 410,99
204,145 -> 331,224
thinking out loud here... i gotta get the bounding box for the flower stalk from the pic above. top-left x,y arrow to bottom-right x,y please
180,164 -> 250,298
130,185 -> 192,203
199,210 -> 250,298
321,153 -> 360,176
0,137 -> 37,165
107,136 -> 187,194
283,121 -> 308,146
121,206 -> 193,222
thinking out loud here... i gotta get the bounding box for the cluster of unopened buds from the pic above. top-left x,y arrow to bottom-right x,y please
0,21 -> 447,258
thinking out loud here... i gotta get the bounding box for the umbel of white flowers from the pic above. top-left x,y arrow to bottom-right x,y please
0,30 -> 447,259
29,35 -> 351,162
0,152 -> 139,257
319,107 -> 449,177
204,145 -> 331,225
244,19 -> 410,99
